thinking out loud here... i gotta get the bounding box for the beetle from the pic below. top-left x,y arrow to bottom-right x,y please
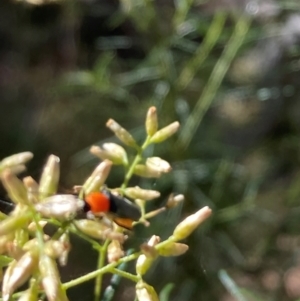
83,190 -> 141,230
0,189 -> 142,230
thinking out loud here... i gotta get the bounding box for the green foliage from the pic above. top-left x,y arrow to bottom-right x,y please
2,0 -> 300,300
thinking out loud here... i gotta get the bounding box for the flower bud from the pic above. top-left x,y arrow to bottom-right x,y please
22,239 -> 38,252
134,165 -> 161,178
82,160 -> 112,195
39,255 -> 69,301
0,233 -> 14,255
146,157 -> 171,173
74,220 -> 127,243
158,242 -> 188,256
145,106 -> 158,137
58,233 -> 70,266
173,206 -> 212,240
44,240 -> 70,261
125,186 -> 160,201
91,144 -> 128,166
6,240 -> 23,260
0,213 -> 31,236
1,170 -> 29,204
2,249 -> 39,301
136,236 -> 159,276
166,194 -> 184,209
23,177 -> 39,204
22,235 -> 49,253
136,253 -> 153,276
107,240 -> 124,263
147,235 -> 160,247
0,152 -> 33,170
136,281 -> 159,301
35,195 -> 84,220
2,260 -> 17,301
27,221 -> 47,232
39,155 -> 60,199
106,119 -> 138,148
149,121 -> 180,144
7,165 -> 26,175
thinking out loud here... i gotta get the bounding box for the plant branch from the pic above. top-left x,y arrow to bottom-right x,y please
63,252 -> 141,290
177,15 -> 251,150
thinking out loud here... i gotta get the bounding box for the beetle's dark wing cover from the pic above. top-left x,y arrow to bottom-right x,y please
108,192 -> 141,221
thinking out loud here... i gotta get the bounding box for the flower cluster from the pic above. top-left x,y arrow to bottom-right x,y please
0,107 -> 212,301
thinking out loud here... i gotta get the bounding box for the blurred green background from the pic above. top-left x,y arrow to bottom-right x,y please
1,0 -> 300,300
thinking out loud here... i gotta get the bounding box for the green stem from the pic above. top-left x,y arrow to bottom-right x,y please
177,16 -> 251,150
45,219 -> 102,249
50,221 -> 71,240
109,268 -> 140,282
29,211 -> 45,252
177,12 -> 227,90
155,236 -> 176,250
121,154 -> 142,189
63,252 -> 141,290
121,136 -> 151,190
94,240 -> 110,301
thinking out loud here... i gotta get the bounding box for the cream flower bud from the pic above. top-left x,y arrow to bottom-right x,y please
134,165 -> 161,178
2,260 -> 16,301
136,281 -> 159,301
6,240 -> 23,260
107,240 -> 124,263
0,233 -> 14,255
27,221 -> 47,232
44,240 -> 70,260
173,206 -> 212,240
158,242 -> 189,256
23,177 -> 39,204
0,152 -> 33,170
106,119 -> 138,148
136,253 -> 153,276
1,170 -> 29,204
35,195 -> 84,220
58,233 -> 70,266
0,213 -> 31,236
22,239 -> 39,252
2,249 -> 39,301
145,106 -> 158,137
125,186 -> 160,201
39,255 -> 69,301
39,155 -> 60,199
149,121 -> 180,144
82,160 -> 112,194
7,165 -> 26,175
136,236 -> 159,276
90,143 -> 128,165
146,157 -> 171,173
147,235 -> 160,247
74,220 -> 127,243
166,194 -> 184,209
